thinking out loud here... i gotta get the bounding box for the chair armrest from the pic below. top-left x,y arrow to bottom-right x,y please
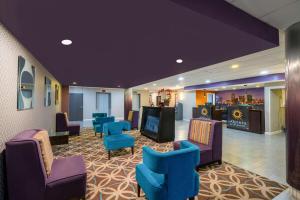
103,123 -> 111,136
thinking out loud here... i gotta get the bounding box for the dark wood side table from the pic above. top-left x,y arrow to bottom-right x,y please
49,131 -> 69,145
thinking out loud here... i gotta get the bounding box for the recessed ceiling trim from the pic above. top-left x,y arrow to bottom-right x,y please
184,73 -> 285,90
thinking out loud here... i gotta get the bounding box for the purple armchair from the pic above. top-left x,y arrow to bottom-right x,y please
56,112 -> 80,136
122,110 -> 139,129
5,129 -> 86,200
173,119 -> 222,166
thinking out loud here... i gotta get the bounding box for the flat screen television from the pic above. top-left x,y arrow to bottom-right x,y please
144,115 -> 160,134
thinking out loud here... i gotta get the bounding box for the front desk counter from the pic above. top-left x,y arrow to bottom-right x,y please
227,106 -> 264,134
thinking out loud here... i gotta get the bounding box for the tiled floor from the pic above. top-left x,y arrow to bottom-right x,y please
175,120 -> 292,200
175,121 -> 286,184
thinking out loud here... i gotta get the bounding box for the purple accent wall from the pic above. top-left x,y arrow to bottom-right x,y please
0,1 -> 279,87
216,88 -> 264,105
184,73 -> 285,90
286,22 -> 300,190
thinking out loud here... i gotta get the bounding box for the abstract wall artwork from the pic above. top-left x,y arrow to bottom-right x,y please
17,56 -> 35,110
44,76 -> 51,107
55,84 -> 59,105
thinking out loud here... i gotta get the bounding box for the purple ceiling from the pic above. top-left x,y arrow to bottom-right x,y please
0,0 -> 279,88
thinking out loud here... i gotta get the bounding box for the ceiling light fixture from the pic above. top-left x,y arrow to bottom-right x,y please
61,39 -> 72,46
176,59 -> 183,64
153,83 -> 157,86
260,70 -> 268,75
144,87 -> 148,90
233,87 -> 236,90
222,86 -> 226,89
231,64 -> 239,69
72,81 -> 77,85
205,80 -> 211,83
256,85 -> 260,88
117,85 -> 121,88
178,77 -> 184,81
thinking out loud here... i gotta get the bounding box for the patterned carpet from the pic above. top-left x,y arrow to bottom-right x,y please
53,128 -> 287,200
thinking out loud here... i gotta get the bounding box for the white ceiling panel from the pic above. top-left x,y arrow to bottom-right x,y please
226,0 -> 297,18
226,0 -> 300,29
261,1 -> 300,29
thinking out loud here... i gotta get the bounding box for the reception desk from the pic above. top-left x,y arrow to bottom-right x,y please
192,105 -> 222,121
227,105 -> 264,134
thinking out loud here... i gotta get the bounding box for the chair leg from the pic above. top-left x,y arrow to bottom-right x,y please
137,184 -> 141,197
189,197 -> 195,200
100,132 -> 103,138
131,146 -> 134,155
218,160 -> 222,165
94,131 -> 96,136
108,150 -> 111,160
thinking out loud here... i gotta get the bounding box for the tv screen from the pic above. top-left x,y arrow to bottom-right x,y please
145,116 -> 160,133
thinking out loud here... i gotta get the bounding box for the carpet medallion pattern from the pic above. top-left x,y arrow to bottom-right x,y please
53,129 -> 287,200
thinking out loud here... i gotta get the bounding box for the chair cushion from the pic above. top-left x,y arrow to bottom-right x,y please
190,120 -> 211,145
33,130 -> 54,176
136,164 -> 167,200
103,134 -> 134,150
46,156 -> 86,200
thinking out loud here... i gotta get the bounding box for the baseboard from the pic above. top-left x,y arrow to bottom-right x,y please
265,130 -> 282,135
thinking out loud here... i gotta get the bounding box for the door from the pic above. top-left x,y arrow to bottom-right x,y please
69,93 -> 83,121
132,93 -> 140,111
96,92 -> 111,115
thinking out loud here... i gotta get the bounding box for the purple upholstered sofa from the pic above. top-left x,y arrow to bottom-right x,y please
56,112 -> 80,135
173,118 -> 222,166
5,129 -> 86,200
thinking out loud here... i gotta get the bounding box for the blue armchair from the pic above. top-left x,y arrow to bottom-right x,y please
103,121 -> 135,159
93,116 -> 115,137
92,113 -> 107,118
136,141 -> 200,200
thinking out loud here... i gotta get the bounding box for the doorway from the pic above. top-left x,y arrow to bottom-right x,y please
69,93 -> 83,121
132,93 -> 140,111
96,92 -> 111,116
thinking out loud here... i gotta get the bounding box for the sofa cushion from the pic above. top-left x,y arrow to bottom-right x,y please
190,120 -> 211,145
34,130 -> 54,176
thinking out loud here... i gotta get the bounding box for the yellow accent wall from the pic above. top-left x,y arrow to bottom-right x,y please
195,90 -> 215,106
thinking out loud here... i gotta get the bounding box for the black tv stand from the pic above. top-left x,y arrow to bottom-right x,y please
140,106 -> 175,143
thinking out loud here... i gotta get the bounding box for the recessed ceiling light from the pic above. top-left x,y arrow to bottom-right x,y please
231,64 -> 239,69
117,85 -> 121,88
61,39 -> 72,46
214,89 -> 219,91
72,81 -> 77,85
233,87 -> 236,90
144,87 -> 148,90
256,85 -> 260,88
205,80 -> 211,83
153,83 -> 157,86
176,59 -> 183,64
260,70 -> 268,75
222,86 -> 226,89
178,77 -> 184,81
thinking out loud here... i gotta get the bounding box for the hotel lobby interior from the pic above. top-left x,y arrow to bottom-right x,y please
1,1 -> 300,200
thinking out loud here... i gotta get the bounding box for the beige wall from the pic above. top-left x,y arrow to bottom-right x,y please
0,23 -> 61,151
135,90 -> 150,108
